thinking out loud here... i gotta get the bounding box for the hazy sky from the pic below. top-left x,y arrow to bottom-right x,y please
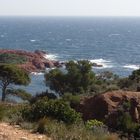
0,0 -> 140,16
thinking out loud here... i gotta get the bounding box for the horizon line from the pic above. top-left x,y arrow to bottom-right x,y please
1,15 -> 140,18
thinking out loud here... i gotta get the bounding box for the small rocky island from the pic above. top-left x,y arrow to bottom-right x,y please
0,49 -> 103,73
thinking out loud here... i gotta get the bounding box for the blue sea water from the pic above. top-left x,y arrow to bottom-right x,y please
0,16 -> 140,94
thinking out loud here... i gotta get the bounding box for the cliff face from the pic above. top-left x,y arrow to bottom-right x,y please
0,49 -> 61,73
77,91 -> 140,127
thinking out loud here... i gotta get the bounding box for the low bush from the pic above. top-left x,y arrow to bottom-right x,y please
22,99 -> 81,124
86,119 -> 104,129
36,118 -> 118,140
86,119 -> 108,135
29,91 -> 57,104
19,121 -> 35,130
0,102 -> 118,140
62,94 -> 81,108
0,103 -> 24,124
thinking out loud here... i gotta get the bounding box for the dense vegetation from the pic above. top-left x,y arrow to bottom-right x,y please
22,99 -> 81,124
0,100 -> 118,140
118,69 -> 140,91
45,60 -> 95,95
1,60 -> 140,139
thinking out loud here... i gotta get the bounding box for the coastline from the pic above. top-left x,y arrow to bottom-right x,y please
0,49 -> 62,73
0,49 -> 104,75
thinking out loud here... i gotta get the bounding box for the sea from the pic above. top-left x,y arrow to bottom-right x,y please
0,16 -> 140,95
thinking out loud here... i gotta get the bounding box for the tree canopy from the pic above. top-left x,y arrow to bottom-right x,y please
0,64 -> 31,101
45,60 -> 95,95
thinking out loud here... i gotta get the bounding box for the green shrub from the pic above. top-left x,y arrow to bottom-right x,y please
117,112 -> 139,134
0,53 -> 27,64
116,101 -> 140,135
22,99 -> 81,124
29,91 -> 57,104
86,119 -> 104,129
118,78 -> 133,90
0,103 -> 25,124
62,94 -> 81,108
86,119 -> 108,135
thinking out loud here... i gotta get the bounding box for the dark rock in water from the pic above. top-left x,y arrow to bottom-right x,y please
44,60 -> 55,68
76,90 -> 140,128
91,62 -> 103,67
0,49 -> 60,73
34,50 -> 47,56
53,61 -> 63,67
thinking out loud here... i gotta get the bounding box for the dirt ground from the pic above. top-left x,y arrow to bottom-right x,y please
0,123 -> 50,140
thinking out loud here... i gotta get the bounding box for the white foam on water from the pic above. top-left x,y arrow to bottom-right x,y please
123,65 -> 140,70
30,40 -> 36,42
0,35 -> 4,38
90,58 -> 113,69
108,34 -> 120,37
31,72 -> 44,75
65,39 -> 72,41
46,67 -> 56,72
43,53 -> 58,60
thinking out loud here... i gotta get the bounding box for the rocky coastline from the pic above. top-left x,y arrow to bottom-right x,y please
0,49 -> 61,73
0,49 -> 103,73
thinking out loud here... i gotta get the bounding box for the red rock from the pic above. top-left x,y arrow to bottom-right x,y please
76,90 -> 140,127
0,49 -> 59,73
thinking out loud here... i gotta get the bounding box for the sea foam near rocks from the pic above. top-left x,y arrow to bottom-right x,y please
43,53 -> 58,60
123,64 -> 140,70
31,72 -> 44,75
90,58 -> 113,69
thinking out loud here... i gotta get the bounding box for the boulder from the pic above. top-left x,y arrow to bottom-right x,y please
76,91 -> 140,127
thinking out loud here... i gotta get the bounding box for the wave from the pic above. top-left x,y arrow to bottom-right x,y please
43,53 -> 58,60
108,34 -> 120,37
31,72 -> 44,75
123,65 -> 140,70
89,58 -> 113,69
30,40 -> 36,42
65,39 -> 72,41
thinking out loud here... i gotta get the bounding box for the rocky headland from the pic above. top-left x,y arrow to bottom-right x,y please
0,49 -> 61,73
0,49 -> 103,73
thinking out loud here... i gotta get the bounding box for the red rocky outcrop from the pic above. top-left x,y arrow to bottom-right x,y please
0,49 -> 103,73
77,91 -> 140,128
0,49 -> 61,73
